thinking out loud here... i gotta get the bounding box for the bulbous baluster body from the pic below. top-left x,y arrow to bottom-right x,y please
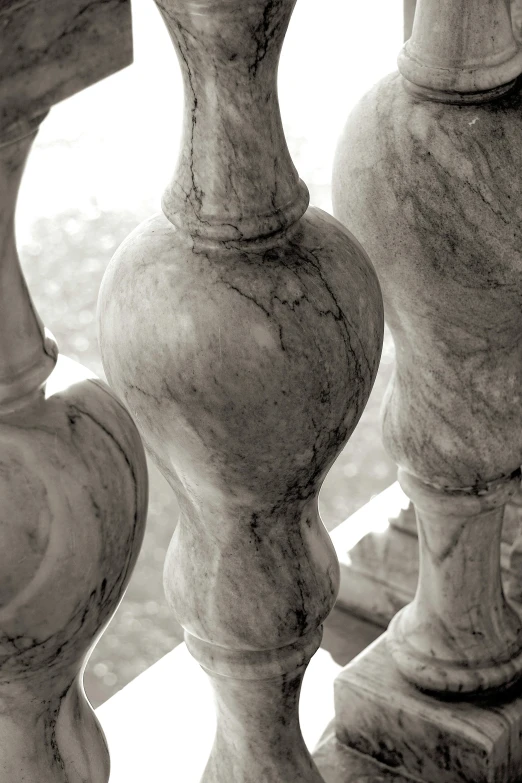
335,77 -> 522,490
333,0 -> 522,693
100,207 -> 382,781
99,0 -> 383,779
0,122 -> 148,780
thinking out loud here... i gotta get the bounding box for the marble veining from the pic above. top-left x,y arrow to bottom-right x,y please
0,118 -> 148,780
333,11 -> 522,694
334,636 -> 522,783
156,0 -> 309,241
99,205 -> 383,781
98,0 -> 383,780
0,0 -> 132,139
332,1 -> 522,779
399,0 -> 522,99
314,724 -> 416,783
407,0 -> 522,48
0,357 -> 148,782
334,73 -> 522,490
388,469 -> 522,693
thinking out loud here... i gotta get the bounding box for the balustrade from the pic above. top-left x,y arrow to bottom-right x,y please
6,0 -> 522,781
97,0 -> 383,780
407,0 -> 522,41
333,0 -> 522,632
330,0 -> 522,781
0,3 -> 148,780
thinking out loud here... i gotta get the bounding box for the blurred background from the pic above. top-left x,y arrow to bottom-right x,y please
16,0 -> 403,707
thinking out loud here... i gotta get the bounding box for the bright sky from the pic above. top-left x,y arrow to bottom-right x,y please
17,0 -> 403,239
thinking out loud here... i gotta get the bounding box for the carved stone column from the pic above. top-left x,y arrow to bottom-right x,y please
98,0 -> 384,780
331,0 -> 522,781
406,0 -> 522,43
0,4 -> 148,780
513,0 -> 522,41
0,115 -> 148,783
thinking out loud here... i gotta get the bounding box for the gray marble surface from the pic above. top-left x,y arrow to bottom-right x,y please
334,636 -> 522,783
334,71 -> 522,693
314,727 -> 416,783
0,355 -> 148,781
0,0 -> 132,139
400,0 -> 522,99
11,0 -> 400,710
100,203 -> 383,651
332,2 -> 522,776
334,481 -> 522,628
334,72 -> 522,489
99,201 -> 383,780
0,77 -> 147,783
99,0 -> 384,780
156,0 -> 310,242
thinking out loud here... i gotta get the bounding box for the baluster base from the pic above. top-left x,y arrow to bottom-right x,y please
333,635 -> 522,783
332,482 -> 522,628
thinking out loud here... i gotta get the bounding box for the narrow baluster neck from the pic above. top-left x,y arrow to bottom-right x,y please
0,119 -> 57,411
156,0 -> 309,241
398,0 -> 522,102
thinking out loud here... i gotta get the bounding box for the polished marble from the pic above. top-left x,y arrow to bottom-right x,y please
0,355 -> 148,782
98,0 -> 384,780
0,91 -> 147,783
96,620 -> 380,783
333,482 -> 520,628
406,0 -> 522,46
335,636 -> 522,783
399,0 -> 522,99
314,726 -> 415,783
333,20 -> 522,686
334,72 -> 522,490
332,0 -> 522,778
0,0 -> 132,139
335,65 -> 522,691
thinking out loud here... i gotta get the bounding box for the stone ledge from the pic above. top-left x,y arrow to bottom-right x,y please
335,635 -> 522,783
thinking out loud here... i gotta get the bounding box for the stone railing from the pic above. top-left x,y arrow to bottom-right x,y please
0,2 -> 149,779
3,1 -> 522,782
327,1 -> 522,782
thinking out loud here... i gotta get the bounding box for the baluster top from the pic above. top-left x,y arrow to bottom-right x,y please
156,0 -> 309,241
398,0 -> 522,101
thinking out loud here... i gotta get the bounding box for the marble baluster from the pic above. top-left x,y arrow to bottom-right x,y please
330,0 -> 522,684
512,0 -> 522,42
403,0 -> 416,41
329,0 -> 522,781
0,117 -> 148,781
331,479 -> 522,628
402,0 -> 522,83
97,0 -> 384,780
0,0 -> 133,139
